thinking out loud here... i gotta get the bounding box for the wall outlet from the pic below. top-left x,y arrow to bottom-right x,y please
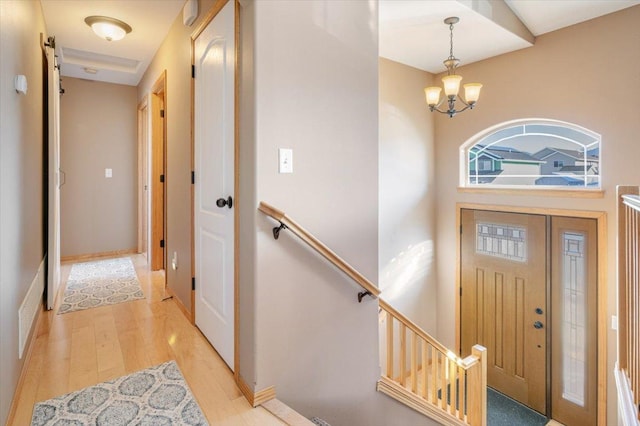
105,168 -> 112,178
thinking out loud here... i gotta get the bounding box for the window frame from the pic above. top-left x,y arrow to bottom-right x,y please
459,118 -> 603,196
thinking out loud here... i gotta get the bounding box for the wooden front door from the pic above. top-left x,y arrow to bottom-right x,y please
461,209 -> 547,414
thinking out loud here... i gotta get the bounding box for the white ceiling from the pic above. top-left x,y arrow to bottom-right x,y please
380,0 -> 640,73
40,0 -> 640,86
41,0 -> 186,86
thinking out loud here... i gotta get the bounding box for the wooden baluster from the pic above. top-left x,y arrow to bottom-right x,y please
458,364 -> 466,421
411,332 -> 418,393
430,346 -> 438,404
399,323 -> 406,386
386,312 -> 393,379
440,353 -> 447,410
448,355 -> 457,415
421,339 -> 428,399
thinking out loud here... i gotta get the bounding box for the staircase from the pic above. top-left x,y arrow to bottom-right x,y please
378,299 -> 487,426
259,202 -> 487,426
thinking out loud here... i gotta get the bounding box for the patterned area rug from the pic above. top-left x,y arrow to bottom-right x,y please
58,257 -> 144,314
31,361 -> 209,425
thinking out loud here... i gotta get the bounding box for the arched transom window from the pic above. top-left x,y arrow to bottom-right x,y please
461,119 -> 601,189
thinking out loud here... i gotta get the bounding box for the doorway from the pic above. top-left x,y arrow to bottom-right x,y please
44,39 -> 61,310
460,208 -> 599,425
137,98 -> 149,260
150,73 -> 166,272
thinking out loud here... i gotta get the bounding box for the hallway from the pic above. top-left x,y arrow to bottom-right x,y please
9,254 -> 284,425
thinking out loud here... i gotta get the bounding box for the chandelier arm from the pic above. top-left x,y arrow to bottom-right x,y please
456,94 -> 470,107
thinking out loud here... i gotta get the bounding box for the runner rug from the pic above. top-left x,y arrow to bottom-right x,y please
58,257 -> 144,314
31,361 -> 209,425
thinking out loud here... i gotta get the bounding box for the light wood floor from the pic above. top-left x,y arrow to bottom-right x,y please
9,254 -> 285,426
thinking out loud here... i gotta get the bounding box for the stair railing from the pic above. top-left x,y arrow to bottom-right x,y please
259,202 -> 487,426
258,202 -> 380,302
378,300 -> 487,426
616,185 -> 640,425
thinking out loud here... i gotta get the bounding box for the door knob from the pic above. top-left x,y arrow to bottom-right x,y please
216,196 -> 233,209
533,321 -> 544,329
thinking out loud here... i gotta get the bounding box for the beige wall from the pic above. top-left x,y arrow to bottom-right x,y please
379,58 -> 437,333
137,0 -> 216,311
60,78 -> 137,257
0,1 -> 47,423
434,7 -> 640,424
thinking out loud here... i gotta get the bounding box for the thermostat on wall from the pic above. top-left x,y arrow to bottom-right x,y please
183,0 -> 198,26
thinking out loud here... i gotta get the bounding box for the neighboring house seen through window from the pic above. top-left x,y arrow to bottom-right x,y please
462,119 -> 601,188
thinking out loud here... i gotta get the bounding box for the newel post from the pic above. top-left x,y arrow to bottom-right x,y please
467,345 -> 487,426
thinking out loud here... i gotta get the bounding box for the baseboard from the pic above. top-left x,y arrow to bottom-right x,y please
61,248 -> 137,263
614,363 -> 639,426
237,376 -> 276,407
6,304 -> 45,425
261,399 -> 315,425
166,286 -> 192,321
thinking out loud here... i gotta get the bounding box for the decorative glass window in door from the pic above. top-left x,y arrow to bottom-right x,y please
462,119 -> 601,188
561,232 -> 587,406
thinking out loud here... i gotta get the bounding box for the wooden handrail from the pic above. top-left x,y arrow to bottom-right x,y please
258,202 -> 381,299
380,299 -> 487,426
379,299 -> 450,355
622,194 -> 640,211
258,201 -> 486,425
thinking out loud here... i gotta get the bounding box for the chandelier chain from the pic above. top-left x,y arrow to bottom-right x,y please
449,22 -> 455,60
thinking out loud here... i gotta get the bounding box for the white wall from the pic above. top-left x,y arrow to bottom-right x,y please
379,58 -> 437,334
0,1 -> 47,423
239,1 -> 438,424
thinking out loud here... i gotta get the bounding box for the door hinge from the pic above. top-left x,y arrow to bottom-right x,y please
160,239 -> 165,248
460,287 -> 462,297
191,171 -> 195,185
192,277 -> 195,291
460,224 -> 463,235
160,174 -> 165,183
191,65 -> 195,79
160,109 -> 165,118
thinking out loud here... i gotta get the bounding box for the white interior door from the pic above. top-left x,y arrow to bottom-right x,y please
46,44 -> 61,310
194,0 -> 235,370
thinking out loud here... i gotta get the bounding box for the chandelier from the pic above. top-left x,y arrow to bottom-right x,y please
424,17 -> 482,118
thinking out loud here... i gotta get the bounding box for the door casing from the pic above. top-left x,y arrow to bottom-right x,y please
150,73 -> 166,272
455,203 -> 607,425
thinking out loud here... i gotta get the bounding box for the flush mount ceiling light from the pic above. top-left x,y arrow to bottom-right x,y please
424,17 -> 482,118
84,16 -> 132,42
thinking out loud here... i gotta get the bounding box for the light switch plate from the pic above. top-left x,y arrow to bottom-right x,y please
105,168 -> 112,178
279,148 -> 293,173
